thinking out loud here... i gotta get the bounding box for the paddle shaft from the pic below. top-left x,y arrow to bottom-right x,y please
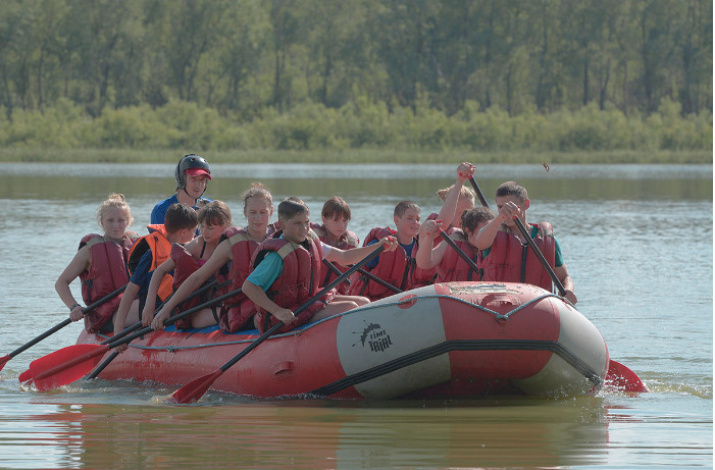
437,227 -> 481,274
86,351 -> 120,380
101,278 -> 225,345
322,259 -> 401,294
511,216 -> 566,296
105,287 -> 243,349
87,279 -> 227,380
468,177 -> 490,209
4,283 -> 127,359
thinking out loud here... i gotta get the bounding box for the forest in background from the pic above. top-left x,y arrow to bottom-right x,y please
0,0 -> 711,161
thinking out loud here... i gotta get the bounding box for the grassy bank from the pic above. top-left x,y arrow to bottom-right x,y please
0,148 -> 711,164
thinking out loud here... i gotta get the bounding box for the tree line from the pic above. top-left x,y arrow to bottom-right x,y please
0,0 -> 711,153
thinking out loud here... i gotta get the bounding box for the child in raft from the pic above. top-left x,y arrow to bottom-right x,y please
348,200 -> 434,301
113,203 -> 198,338
416,207 -> 496,282
475,180 -> 577,304
311,196 -> 361,295
149,183 -> 276,333
55,194 -> 138,333
241,199 -> 397,334
140,201 -> 232,330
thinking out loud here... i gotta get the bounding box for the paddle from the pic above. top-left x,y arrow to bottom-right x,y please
511,215 -> 648,392
0,283 -> 127,373
167,245 -> 387,404
20,287 -> 243,391
511,216 -> 564,296
436,225 -> 481,276
322,259 -> 401,294
606,359 -> 649,393
84,279 -> 225,381
467,176 -> 490,209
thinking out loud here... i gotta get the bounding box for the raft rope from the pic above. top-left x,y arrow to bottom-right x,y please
95,292 -> 565,351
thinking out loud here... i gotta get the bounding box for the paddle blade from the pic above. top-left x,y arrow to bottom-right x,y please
605,359 -> 648,393
0,354 -> 10,372
18,369 -> 32,383
23,344 -> 109,391
166,369 -> 223,404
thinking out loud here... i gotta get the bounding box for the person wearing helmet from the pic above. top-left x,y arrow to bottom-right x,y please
150,154 -> 213,225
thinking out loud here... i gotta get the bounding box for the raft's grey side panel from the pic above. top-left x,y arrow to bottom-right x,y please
336,291 -> 450,399
514,302 -> 608,396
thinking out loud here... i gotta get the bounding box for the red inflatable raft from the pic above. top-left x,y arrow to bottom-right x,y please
78,281 -> 609,399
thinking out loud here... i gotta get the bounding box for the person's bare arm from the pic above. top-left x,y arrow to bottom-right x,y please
140,258 -> 176,323
475,202 -> 519,250
326,236 -> 397,266
114,282 -> 141,332
55,246 -> 92,321
554,264 -> 577,304
436,162 -> 475,230
242,280 -> 295,325
416,219 -> 448,269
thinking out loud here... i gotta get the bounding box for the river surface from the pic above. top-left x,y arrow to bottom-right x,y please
0,162 -> 711,469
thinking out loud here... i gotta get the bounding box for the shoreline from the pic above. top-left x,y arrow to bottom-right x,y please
0,148 -> 711,165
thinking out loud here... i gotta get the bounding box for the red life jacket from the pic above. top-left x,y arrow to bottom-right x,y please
311,223 -> 359,295
348,227 -> 436,301
437,229 -> 482,282
481,222 -> 556,291
127,225 -> 173,302
79,233 -> 134,333
169,243 -> 206,329
252,236 -> 325,334
217,226 -> 262,333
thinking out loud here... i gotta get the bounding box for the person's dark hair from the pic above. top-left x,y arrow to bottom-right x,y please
495,181 -> 528,202
461,207 -> 496,234
164,203 -> 199,234
278,199 -> 309,221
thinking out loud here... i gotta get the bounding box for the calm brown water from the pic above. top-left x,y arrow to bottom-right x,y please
0,163 -> 711,469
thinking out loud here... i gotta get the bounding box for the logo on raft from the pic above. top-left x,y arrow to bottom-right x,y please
357,322 -> 393,352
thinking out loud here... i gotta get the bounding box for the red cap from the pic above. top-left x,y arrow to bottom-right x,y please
185,168 -> 212,180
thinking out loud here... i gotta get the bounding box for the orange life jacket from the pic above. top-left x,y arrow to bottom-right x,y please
127,225 -> 173,302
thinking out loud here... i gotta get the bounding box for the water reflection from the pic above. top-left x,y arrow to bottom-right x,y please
7,398 -> 610,469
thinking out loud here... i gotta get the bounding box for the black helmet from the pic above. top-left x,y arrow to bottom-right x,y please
175,154 -> 211,189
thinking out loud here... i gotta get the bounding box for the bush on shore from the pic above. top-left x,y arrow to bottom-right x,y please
0,97 -> 710,163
